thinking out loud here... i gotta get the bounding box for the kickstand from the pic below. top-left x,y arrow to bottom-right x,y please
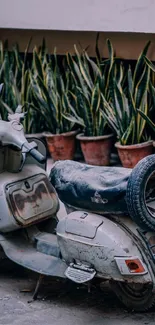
33,274 -> 44,300
28,274 -> 44,303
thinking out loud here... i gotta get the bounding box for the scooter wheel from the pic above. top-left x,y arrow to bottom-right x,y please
126,154 -> 155,231
110,281 -> 155,312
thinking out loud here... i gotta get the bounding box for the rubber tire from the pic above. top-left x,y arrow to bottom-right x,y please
110,281 -> 155,312
126,154 -> 155,231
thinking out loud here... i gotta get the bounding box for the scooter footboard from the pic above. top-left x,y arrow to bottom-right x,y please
0,233 -> 67,278
57,211 -> 153,284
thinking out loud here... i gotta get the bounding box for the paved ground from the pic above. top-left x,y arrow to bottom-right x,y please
0,265 -> 155,325
0,159 -> 155,324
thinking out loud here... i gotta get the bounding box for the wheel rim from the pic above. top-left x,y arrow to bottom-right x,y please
118,282 -> 152,300
144,170 -> 155,219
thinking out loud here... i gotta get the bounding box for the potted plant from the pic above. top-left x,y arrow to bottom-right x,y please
137,55 -> 155,149
30,49 -> 78,161
101,42 -> 153,168
0,39 -> 48,139
70,85 -> 113,166
64,40 -> 132,166
63,43 -> 116,166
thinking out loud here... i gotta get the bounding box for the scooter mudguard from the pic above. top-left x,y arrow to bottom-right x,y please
0,233 -> 67,278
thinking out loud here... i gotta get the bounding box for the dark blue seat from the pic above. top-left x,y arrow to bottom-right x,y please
50,160 -> 131,214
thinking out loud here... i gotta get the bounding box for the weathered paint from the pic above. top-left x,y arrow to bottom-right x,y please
57,211 -> 152,284
0,165 -> 59,232
7,175 -> 59,226
0,232 -> 67,277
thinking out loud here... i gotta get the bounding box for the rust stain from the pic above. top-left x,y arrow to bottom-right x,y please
14,183 -> 48,212
7,176 -> 58,225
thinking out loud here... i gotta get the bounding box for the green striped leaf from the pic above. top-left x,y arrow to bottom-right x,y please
133,41 -> 150,87
137,109 -> 155,132
33,50 -> 44,80
145,56 -> 155,72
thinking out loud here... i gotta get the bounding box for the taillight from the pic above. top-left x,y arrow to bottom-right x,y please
125,258 -> 146,274
114,256 -> 148,275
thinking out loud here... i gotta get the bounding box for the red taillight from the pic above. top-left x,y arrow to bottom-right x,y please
125,258 -> 145,274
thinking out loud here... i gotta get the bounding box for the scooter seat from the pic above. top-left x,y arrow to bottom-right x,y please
50,160 -> 132,214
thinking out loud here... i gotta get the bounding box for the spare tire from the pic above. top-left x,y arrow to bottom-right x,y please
126,154 -> 155,231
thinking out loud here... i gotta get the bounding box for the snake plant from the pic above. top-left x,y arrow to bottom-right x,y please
0,37 -> 153,141
101,41 -> 151,145
63,40 -> 117,136
63,83 -> 108,136
0,39 -> 48,133
30,48 -> 75,134
136,56 -> 155,135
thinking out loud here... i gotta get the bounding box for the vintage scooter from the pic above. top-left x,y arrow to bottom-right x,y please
1,111 -> 155,312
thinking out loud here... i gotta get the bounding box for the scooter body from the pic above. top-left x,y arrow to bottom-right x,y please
1,112 -> 155,311
57,211 -> 154,283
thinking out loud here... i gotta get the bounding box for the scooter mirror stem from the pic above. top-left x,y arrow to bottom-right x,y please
19,152 -> 26,171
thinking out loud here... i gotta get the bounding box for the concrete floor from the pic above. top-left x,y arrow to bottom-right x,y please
0,159 -> 155,324
0,267 -> 155,325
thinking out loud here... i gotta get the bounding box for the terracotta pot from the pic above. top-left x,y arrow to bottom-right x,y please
115,141 -> 153,168
26,132 -> 46,145
76,133 -> 114,166
44,130 -> 78,161
26,133 -> 44,140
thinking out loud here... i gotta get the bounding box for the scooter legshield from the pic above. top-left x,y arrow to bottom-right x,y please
0,233 -> 67,278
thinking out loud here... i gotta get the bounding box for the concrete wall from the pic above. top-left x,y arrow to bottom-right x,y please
1,29 -> 155,60
1,0 -> 155,60
0,0 -> 155,33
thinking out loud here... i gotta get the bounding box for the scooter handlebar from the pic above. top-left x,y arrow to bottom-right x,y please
22,142 -> 46,164
29,148 -> 46,164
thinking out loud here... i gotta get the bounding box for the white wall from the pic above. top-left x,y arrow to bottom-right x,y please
0,0 -> 155,33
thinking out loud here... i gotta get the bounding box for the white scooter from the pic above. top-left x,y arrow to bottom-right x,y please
1,111 -> 155,312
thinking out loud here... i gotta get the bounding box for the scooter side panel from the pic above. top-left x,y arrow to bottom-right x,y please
57,211 -> 152,284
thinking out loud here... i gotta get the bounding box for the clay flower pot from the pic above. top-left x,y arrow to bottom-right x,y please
26,132 -> 46,144
115,141 -> 153,168
44,130 -> 78,161
76,133 -> 114,166
26,133 -> 44,140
